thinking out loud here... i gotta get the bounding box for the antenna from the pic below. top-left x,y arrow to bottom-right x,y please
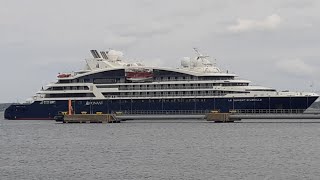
193,48 -> 202,56
193,48 -> 210,60
193,47 -> 211,67
310,81 -> 315,93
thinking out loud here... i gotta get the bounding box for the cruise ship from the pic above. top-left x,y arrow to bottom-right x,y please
4,49 -> 319,120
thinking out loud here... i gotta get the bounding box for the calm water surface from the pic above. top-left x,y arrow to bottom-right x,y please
0,112 -> 320,180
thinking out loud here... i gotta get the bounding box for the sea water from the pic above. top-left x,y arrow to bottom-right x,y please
0,112 -> 319,180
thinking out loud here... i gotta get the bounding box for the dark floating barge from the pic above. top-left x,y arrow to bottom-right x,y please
54,109 -> 320,123
205,112 -> 320,123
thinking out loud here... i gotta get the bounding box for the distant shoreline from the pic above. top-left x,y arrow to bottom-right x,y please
0,103 -> 12,112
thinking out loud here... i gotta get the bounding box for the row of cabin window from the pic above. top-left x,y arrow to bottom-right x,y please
48,86 -> 89,91
101,83 -> 248,90
58,76 -> 235,84
106,99 -> 208,103
154,76 -> 234,81
52,83 -> 248,91
59,78 -> 122,84
104,91 -> 245,97
45,93 -> 95,98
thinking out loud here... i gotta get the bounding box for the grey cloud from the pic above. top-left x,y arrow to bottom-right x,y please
275,59 -> 315,78
1,0 -> 320,102
279,0 -> 316,9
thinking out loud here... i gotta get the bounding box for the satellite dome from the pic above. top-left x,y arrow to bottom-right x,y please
107,50 -> 124,61
181,57 -> 190,67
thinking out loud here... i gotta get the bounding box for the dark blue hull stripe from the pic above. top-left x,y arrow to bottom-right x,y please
4,97 -> 318,120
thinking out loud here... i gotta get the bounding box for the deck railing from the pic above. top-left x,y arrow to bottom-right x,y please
117,109 -> 306,115
232,109 -> 305,114
119,110 -> 211,115
104,93 -> 228,98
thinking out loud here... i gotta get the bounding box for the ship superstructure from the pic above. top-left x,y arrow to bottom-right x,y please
4,49 -> 319,120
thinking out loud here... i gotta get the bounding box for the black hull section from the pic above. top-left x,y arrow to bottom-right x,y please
4,96 -> 318,120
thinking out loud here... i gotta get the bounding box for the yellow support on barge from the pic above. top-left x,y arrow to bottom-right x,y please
55,114 -> 119,123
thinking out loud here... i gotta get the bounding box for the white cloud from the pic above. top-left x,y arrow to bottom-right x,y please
228,14 -> 282,33
116,22 -> 180,38
103,32 -> 138,48
275,59 -> 315,77
143,58 -> 167,67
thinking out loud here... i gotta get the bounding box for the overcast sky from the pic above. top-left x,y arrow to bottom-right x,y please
1,0 -> 320,102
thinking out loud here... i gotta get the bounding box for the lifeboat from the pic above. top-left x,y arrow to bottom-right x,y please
126,68 -> 153,82
57,73 -> 71,78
